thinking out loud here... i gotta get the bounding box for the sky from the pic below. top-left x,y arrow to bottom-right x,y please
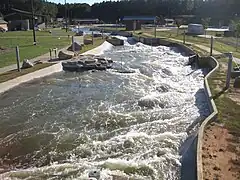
48,0 -> 111,5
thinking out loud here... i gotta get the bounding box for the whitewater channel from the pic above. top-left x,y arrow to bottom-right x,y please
0,37 -> 209,180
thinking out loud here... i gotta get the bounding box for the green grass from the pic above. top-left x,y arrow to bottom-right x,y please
0,28 -> 74,37
0,63 -> 54,83
0,30 -> 75,68
208,57 -> 240,133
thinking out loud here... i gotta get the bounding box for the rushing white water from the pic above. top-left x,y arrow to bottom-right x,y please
0,37 -> 209,180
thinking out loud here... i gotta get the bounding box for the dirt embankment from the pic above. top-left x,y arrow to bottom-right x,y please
202,123 -> 240,180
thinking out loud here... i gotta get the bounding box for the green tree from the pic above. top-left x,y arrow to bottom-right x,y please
175,18 -> 183,36
232,20 -> 240,51
201,17 -> 211,36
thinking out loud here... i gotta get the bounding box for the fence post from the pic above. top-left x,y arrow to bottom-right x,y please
154,21 -> 156,38
16,46 -> 21,72
92,31 -> 94,45
210,36 -> 214,56
183,30 -> 186,44
49,48 -> 52,60
54,48 -> 58,58
225,52 -> 233,89
72,36 -> 75,52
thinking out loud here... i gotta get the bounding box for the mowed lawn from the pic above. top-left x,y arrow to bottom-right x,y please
0,29 -> 74,68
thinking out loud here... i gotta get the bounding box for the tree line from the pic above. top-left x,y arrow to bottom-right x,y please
0,0 -> 240,25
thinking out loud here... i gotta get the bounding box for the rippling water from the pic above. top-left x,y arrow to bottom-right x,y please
0,37 -> 209,180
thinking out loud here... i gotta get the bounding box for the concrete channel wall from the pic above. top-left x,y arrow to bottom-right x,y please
0,63 -> 62,95
133,35 -> 195,56
196,56 -> 219,180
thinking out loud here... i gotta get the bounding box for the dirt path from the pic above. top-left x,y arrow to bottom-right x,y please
202,123 -> 240,180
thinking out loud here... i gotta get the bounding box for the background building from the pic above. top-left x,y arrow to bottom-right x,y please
122,16 -> 158,31
0,17 -> 8,31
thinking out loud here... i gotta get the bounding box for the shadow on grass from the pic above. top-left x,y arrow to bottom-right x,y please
212,86 -> 228,100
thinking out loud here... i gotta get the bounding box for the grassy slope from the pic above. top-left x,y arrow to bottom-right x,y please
207,57 -> 240,132
0,37 -> 105,83
0,63 -> 54,83
0,29 -> 75,68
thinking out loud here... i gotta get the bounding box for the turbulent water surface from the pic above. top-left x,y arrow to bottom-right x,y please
0,37 -> 209,180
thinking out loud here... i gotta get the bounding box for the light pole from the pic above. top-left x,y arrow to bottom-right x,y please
65,0 -> 68,32
31,0 -> 36,45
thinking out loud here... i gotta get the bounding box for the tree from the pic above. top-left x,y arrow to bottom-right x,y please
201,17 -> 211,36
175,18 -> 183,36
231,20 -> 240,51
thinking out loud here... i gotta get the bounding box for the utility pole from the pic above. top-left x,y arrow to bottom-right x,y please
31,0 -> 36,45
65,0 -> 68,32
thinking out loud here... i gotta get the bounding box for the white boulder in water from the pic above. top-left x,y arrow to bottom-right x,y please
156,84 -> 170,92
138,95 -> 165,108
21,59 -> 34,69
162,68 -> 173,76
88,169 -> 101,180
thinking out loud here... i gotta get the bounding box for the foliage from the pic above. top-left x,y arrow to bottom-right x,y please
0,0 -> 240,24
201,17 -> 211,29
175,18 -> 183,36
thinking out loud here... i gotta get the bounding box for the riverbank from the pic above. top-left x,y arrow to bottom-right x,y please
0,29 -> 75,68
201,57 -> 240,180
0,37 -> 105,83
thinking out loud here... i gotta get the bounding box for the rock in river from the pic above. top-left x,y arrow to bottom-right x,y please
58,50 -> 74,60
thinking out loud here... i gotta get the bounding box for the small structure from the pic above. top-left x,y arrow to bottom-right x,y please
0,18 -> 8,31
8,19 -> 30,31
72,18 -> 99,25
187,24 -> 204,35
122,16 -> 158,31
164,18 -> 175,26
56,18 -> 64,23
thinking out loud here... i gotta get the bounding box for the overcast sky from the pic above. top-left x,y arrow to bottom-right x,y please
48,0 -> 112,5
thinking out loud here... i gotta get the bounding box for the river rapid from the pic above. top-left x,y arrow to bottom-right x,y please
0,37 -> 209,180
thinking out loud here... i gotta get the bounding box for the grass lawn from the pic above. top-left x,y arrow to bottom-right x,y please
0,63 -> 54,83
0,29 -> 75,68
207,57 -> 240,132
0,37 -> 105,83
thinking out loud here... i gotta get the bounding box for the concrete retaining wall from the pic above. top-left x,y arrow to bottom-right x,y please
0,63 -> 62,95
107,38 -> 124,46
133,35 -> 195,56
197,56 -> 219,180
